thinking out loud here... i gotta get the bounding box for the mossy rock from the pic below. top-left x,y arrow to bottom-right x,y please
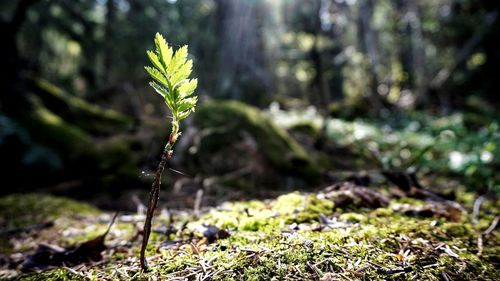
2,95 -> 144,190
31,78 -> 132,135
192,101 -> 320,183
23,96 -> 92,161
0,193 -> 99,229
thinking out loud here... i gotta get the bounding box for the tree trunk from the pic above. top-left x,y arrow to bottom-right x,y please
357,0 -> 386,113
0,0 -> 39,116
104,0 -> 117,81
430,11 -> 498,113
407,1 -> 427,108
310,0 -> 330,109
214,0 -> 271,103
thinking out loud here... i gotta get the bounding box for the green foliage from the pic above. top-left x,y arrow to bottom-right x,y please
141,33 -> 198,270
145,33 -> 198,127
324,112 -> 500,193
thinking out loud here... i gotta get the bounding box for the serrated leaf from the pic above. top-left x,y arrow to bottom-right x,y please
149,81 -> 167,98
150,81 -> 175,110
155,33 -> 173,69
178,79 -> 198,98
146,33 -> 197,122
177,111 -> 191,121
167,45 -> 188,74
171,88 -> 180,103
145,66 -> 169,87
177,96 -> 198,113
171,60 -> 193,86
147,51 -> 165,73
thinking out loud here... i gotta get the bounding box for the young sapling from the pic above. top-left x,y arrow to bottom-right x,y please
140,33 -> 198,269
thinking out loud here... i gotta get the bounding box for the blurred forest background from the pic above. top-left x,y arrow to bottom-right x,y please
1,0 -> 499,209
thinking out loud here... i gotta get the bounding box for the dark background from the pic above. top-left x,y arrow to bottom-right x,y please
1,0 -> 499,209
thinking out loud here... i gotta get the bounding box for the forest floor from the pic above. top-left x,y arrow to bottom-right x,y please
1,106 -> 499,280
0,180 -> 498,280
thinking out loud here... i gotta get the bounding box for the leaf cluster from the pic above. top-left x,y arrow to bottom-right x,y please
145,33 -> 198,122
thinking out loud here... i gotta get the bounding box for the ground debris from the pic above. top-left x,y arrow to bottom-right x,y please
392,200 -> 465,221
195,224 -> 230,243
319,181 -> 389,209
319,213 -> 352,229
0,221 -> 54,237
383,171 -> 453,201
20,213 -> 117,271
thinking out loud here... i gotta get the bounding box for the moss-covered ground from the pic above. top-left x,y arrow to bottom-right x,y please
1,104 -> 499,280
0,188 -> 498,280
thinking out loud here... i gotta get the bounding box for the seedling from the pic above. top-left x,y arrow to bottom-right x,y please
140,33 -> 198,269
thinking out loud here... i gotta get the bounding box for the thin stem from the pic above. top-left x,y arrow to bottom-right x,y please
140,131 -> 177,270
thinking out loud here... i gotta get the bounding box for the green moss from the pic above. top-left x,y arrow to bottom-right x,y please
371,207 -> 394,217
304,194 -> 335,215
442,222 -> 472,237
273,192 -> 306,214
6,190 -> 499,280
25,96 -> 91,160
0,193 -> 99,229
194,101 -> 320,181
92,137 -> 143,182
34,78 -> 132,134
16,96 -> 142,187
179,190 -> 497,280
340,212 -> 368,223
14,268 -> 84,281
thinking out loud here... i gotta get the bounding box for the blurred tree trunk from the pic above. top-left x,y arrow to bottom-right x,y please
310,0 -> 330,109
407,1 -> 427,108
430,10 -> 498,112
327,0 -> 347,102
214,0 -> 271,104
393,0 -> 427,108
104,0 -> 117,81
310,37 -> 329,108
392,0 -> 411,93
357,0 -> 387,113
0,0 -> 39,116
58,0 -> 99,89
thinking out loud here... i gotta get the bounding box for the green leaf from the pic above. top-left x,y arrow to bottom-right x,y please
177,96 -> 198,113
178,79 -> 198,98
146,33 -> 197,122
147,51 -> 165,73
150,81 -> 174,109
167,45 -> 188,74
171,59 -> 193,86
145,66 -> 168,87
155,33 -> 173,69
177,111 -> 192,121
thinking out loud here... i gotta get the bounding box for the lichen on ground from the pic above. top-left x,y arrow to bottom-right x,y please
0,189 -> 498,280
